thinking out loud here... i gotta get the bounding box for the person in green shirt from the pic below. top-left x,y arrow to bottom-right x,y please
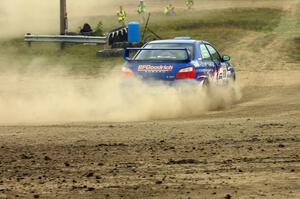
164,4 -> 175,16
117,6 -> 127,26
185,0 -> 194,10
137,0 -> 146,23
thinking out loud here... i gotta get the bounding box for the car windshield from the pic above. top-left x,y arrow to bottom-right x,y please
134,43 -> 194,61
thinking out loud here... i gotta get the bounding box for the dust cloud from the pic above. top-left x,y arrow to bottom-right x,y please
0,62 -> 240,125
0,0 -> 242,124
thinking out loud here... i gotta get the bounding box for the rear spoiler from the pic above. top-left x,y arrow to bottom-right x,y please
124,48 -> 192,62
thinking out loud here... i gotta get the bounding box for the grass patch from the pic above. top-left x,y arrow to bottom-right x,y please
290,37 -> 300,62
147,8 -> 283,50
0,7 -> 284,74
0,38 -> 121,75
173,8 -> 282,32
249,33 -> 276,51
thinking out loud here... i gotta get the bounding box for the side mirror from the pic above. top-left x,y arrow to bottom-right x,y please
222,55 -> 231,62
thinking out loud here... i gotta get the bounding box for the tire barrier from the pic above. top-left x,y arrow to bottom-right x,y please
107,26 -> 128,46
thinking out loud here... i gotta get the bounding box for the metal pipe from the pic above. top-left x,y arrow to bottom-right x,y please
25,34 -> 107,44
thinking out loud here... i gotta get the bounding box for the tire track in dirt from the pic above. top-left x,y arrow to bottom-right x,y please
229,0 -> 300,71
226,0 -> 300,120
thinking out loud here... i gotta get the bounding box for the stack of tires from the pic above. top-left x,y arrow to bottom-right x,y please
97,24 -> 144,58
108,26 -> 128,46
97,26 -> 129,58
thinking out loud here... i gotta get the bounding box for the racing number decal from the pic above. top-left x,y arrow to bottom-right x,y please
223,68 -> 227,79
218,63 -> 227,80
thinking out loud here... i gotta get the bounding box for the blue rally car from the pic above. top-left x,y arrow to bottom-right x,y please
122,37 -> 236,87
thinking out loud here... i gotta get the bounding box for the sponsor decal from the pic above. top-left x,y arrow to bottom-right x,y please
138,65 -> 173,72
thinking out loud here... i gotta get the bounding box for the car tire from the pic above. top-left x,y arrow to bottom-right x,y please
202,78 -> 212,96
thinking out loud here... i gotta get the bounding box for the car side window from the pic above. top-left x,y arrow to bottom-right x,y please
206,44 -> 221,62
200,44 -> 212,61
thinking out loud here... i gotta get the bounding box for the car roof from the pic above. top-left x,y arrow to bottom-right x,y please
148,39 -> 211,45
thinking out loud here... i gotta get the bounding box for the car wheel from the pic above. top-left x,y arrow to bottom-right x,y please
202,78 -> 212,96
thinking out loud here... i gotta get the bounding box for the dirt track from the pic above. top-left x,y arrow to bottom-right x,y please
1,70 -> 299,199
0,0 -> 300,199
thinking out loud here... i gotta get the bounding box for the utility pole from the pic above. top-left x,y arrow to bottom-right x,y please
60,0 -> 67,49
60,0 -> 67,35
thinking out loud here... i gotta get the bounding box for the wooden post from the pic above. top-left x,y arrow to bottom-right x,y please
60,0 -> 67,35
60,0 -> 67,49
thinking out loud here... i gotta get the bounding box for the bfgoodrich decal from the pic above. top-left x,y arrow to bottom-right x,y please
138,65 -> 173,72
